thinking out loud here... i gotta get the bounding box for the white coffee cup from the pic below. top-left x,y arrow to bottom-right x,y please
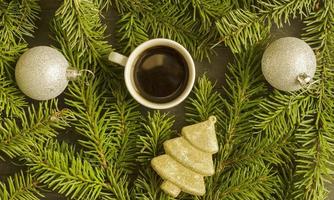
108,38 -> 195,109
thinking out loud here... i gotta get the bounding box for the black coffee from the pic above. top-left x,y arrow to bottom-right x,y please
134,46 -> 189,103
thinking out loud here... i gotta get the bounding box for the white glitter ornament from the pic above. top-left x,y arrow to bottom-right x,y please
15,46 -> 83,100
261,37 -> 317,91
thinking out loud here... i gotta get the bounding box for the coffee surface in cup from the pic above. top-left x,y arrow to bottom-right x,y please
134,46 -> 188,103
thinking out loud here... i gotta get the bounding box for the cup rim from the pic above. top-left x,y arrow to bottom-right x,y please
124,38 -> 195,109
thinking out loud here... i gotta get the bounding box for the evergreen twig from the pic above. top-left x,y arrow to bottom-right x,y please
51,1 -> 142,199
0,100 -> 70,160
0,0 -> 40,43
136,111 -> 176,165
215,9 -> 268,53
107,81 -> 142,174
257,0 -> 317,27
117,12 -> 149,54
53,0 -> 114,169
65,78 -> 114,169
134,111 -> 176,199
0,171 -> 43,200
0,0 -> 40,117
185,75 -> 221,124
52,0 -> 112,72
24,141 -> 111,200
290,1 -> 334,198
0,76 -> 26,118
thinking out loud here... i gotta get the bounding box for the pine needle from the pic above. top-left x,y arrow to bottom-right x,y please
0,171 -> 43,200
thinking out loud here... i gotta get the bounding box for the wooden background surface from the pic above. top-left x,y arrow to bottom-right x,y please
1,0 -> 333,199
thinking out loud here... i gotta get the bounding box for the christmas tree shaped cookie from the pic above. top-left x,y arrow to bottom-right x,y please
151,116 -> 218,197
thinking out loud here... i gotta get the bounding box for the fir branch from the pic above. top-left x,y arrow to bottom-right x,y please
302,0 -> 334,51
275,161 -> 297,200
291,1 -> 334,199
253,91 -> 312,139
220,129 -> 295,171
142,2 -> 214,60
24,140 -> 114,200
0,76 -> 26,118
218,44 -> 266,160
215,9 -> 269,53
185,75 -> 221,124
52,0 -> 112,72
136,111 -> 176,165
115,1 -> 217,60
0,100 -> 71,160
101,167 -> 131,200
293,111 -> 334,199
0,43 -> 26,76
108,83 -> 142,174
218,163 -> 278,199
92,0 -> 112,10
53,1 -> 141,198
0,0 -> 40,43
133,168 -> 172,200
0,0 -> 39,117
116,12 -> 149,54
0,171 -> 43,200
257,0 -> 317,27
186,45 -> 282,199
112,0 -> 152,14
65,78 -> 115,169
134,111 -> 176,199
231,0 -> 259,10
189,0 -> 232,31
53,0 -> 116,169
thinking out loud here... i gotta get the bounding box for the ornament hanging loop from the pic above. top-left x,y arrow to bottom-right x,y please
66,68 -> 95,84
79,69 -> 95,79
297,73 -> 312,86
208,116 -> 217,124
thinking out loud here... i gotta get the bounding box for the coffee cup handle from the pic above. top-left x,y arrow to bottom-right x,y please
108,52 -> 128,66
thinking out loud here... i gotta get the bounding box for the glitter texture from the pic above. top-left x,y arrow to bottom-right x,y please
261,37 -> 316,91
151,116 -> 218,197
15,46 -> 69,100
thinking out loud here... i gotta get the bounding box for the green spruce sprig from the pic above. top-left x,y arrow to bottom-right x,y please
134,111 -> 176,200
65,78 -> 115,169
52,0 -> 112,72
185,75 -> 221,124
50,1 -> 142,199
0,0 -> 40,117
0,0 -> 40,44
0,100 -> 71,160
114,0 -> 322,58
106,80 -> 142,174
24,140 -> 110,200
215,9 -> 269,53
117,12 -> 149,55
0,171 -> 43,200
290,1 -> 334,198
52,0 -> 114,170
114,0 -> 224,60
0,75 -> 27,118
257,0 -> 317,27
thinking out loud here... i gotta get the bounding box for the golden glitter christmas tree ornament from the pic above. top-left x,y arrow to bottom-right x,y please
151,116 -> 218,197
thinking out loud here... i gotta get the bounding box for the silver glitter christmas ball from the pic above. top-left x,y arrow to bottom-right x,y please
261,37 -> 316,91
15,46 -> 69,100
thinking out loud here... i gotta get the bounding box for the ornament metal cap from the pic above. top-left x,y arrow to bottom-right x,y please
297,73 -> 312,85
